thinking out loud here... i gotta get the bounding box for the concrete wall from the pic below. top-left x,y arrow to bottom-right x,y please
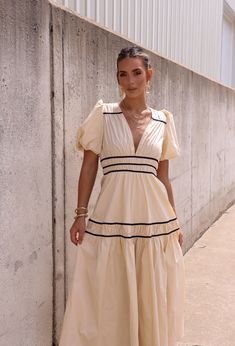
1,0 -> 235,345
0,0 -> 53,345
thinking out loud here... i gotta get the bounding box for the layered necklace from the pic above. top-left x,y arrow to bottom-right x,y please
120,99 -> 152,130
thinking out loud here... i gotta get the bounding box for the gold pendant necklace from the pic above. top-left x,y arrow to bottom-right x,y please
121,100 -> 151,129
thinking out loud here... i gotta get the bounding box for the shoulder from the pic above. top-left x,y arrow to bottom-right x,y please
101,101 -> 122,115
151,107 -> 173,124
88,100 -> 122,121
154,108 -> 174,125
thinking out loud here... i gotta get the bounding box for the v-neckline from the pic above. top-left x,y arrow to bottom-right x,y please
117,103 -> 155,154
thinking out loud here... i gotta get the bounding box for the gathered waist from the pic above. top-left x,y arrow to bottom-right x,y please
100,155 -> 158,177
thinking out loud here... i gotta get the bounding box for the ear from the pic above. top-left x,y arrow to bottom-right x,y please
147,68 -> 153,81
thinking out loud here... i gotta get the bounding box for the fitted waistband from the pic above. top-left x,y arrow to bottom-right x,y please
100,155 -> 158,177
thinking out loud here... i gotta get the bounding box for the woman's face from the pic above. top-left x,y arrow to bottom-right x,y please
117,57 -> 152,99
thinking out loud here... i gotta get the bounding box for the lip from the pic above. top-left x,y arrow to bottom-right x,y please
127,88 -> 137,91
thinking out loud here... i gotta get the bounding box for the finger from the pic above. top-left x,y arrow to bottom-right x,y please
78,230 -> 85,244
178,234 -> 183,247
70,230 -> 78,246
180,235 -> 183,247
71,235 -> 78,246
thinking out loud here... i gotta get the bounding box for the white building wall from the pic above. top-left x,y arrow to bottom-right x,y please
56,0 -> 235,86
221,1 -> 235,87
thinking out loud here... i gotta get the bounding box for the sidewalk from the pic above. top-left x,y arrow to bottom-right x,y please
179,203 -> 235,346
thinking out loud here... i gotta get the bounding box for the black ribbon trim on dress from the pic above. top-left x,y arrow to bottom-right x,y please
152,118 -> 166,124
102,162 -> 157,170
103,169 -> 157,177
100,155 -> 159,163
89,217 -> 177,225
102,111 -> 167,124
85,228 -> 179,238
103,112 -> 123,115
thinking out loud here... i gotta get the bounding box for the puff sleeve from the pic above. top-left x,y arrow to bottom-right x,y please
160,109 -> 181,161
75,99 -> 104,155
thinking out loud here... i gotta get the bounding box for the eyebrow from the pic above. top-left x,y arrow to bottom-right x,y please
119,68 -> 142,73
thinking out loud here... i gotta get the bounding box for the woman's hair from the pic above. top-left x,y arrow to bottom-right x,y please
117,46 -> 151,71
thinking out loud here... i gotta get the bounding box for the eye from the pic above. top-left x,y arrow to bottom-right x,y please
134,70 -> 142,75
119,72 -> 126,77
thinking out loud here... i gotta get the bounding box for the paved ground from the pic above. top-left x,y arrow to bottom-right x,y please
178,203 -> 235,346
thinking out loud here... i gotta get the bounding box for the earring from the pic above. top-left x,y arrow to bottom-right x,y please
145,81 -> 151,94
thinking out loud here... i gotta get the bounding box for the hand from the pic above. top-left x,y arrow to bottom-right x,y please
178,228 -> 184,248
69,217 -> 86,246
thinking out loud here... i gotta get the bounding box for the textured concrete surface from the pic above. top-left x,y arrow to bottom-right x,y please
179,203 -> 235,346
0,1 -> 52,345
1,0 -> 235,345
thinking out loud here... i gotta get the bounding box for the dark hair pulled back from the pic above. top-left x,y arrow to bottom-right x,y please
117,46 -> 151,71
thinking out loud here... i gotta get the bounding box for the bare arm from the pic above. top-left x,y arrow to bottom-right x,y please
157,160 -> 176,213
70,150 -> 99,246
157,159 -> 183,247
77,150 -> 99,208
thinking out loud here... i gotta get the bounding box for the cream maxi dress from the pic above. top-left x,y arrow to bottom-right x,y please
59,100 -> 185,346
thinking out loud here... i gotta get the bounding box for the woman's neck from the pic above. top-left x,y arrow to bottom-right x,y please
122,96 -> 148,111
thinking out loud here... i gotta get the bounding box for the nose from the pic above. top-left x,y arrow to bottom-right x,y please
127,75 -> 135,86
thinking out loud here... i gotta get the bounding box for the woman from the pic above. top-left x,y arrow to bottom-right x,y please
59,46 -> 185,346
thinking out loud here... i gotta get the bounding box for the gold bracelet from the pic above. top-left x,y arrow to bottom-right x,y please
75,207 -> 88,214
74,213 -> 88,220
